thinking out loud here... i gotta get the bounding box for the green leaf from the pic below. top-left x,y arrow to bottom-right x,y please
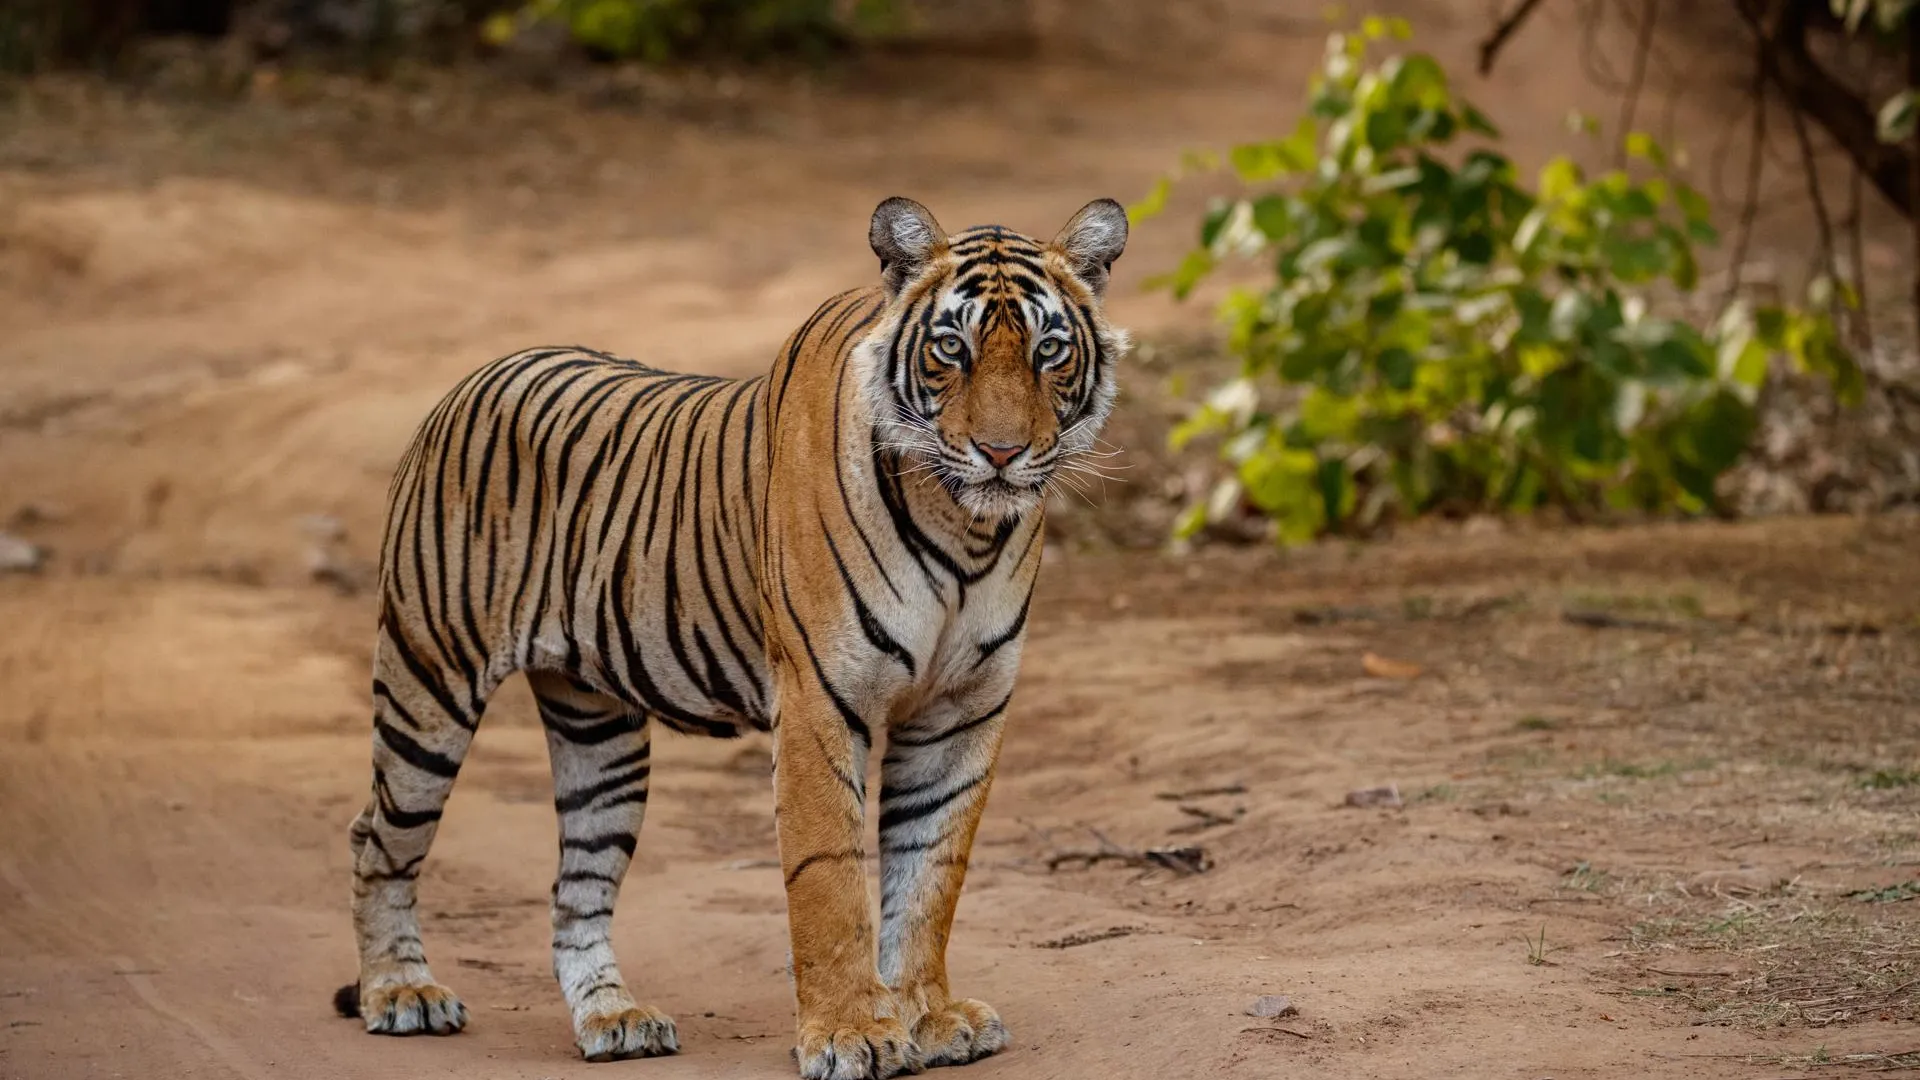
1239,447 -> 1325,544
1730,338 -> 1769,389
1200,201 -> 1234,247
1875,0 -> 1918,32
1622,131 -> 1667,167
1548,291 -> 1593,341
1249,195 -> 1292,241
1386,54 -> 1450,111
1878,90 -> 1918,145
1129,177 -> 1172,225
1229,142 -> 1284,182
481,11 -> 519,46
1173,501 -> 1210,540
1681,390 -> 1757,478
1461,103 -> 1501,137
1675,182 -> 1712,227
1148,249 -> 1216,299
1361,166 -> 1424,193
1277,116 -> 1321,171
1376,346 -> 1417,391
1317,457 -> 1356,527
1538,157 -> 1582,202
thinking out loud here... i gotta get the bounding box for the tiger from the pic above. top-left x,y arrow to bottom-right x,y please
333,196 -> 1130,1079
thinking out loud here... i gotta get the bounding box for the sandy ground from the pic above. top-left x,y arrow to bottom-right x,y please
3,5 -> 1919,1078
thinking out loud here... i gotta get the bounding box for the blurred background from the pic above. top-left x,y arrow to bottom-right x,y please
2,3 -> 1918,1079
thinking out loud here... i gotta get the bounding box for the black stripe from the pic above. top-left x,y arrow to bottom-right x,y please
374,716 -> 463,779
557,868 -> 622,887
974,587 -> 1032,668
822,521 -> 915,676
373,766 -> 443,829
379,619 -> 475,732
784,848 -> 860,887
554,766 -> 651,815
878,771 -> 988,833
778,572 -> 872,744
562,832 -> 638,858
888,691 -> 1012,749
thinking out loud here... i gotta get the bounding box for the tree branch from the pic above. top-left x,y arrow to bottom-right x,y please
1479,0 -> 1550,75
1735,0 -> 1914,218
1723,38 -> 1769,309
1615,0 -> 1660,166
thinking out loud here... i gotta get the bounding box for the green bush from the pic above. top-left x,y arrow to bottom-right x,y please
1133,18 -> 1862,544
488,0 -> 892,62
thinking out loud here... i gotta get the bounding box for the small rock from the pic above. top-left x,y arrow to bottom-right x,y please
1247,995 -> 1296,1018
298,514 -> 346,542
307,545 -> 372,596
1344,784 -> 1403,809
0,532 -> 45,574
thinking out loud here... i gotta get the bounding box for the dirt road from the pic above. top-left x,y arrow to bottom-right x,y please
4,6 -> 1918,1078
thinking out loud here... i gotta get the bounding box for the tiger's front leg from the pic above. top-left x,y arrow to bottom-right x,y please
774,675 -> 922,1080
877,691 -> 1012,1069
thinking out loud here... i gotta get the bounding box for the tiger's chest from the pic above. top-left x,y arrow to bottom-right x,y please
852,520 -> 1042,740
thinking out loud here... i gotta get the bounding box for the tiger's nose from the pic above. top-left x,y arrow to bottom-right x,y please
976,441 -> 1027,469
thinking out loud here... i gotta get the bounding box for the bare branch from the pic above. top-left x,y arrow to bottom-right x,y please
1908,11 -> 1919,329
1615,0 -> 1660,166
1847,159 -> 1872,347
1478,0 -> 1550,75
1735,0 -> 1914,217
1723,40 -> 1769,308
1779,63 -> 1840,297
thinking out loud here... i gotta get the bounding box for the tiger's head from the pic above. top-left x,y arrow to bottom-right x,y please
861,196 -> 1131,520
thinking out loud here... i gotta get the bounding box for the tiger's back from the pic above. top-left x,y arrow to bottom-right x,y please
377,346 -> 771,735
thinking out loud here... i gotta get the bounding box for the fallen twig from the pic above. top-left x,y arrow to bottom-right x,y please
1562,609 -> 1888,637
1291,605 -> 1388,625
1563,609 -> 1681,632
1155,784 -> 1247,801
1045,829 -> 1212,876
1033,926 -> 1143,950
1168,804 -> 1244,835
1240,1025 -> 1313,1040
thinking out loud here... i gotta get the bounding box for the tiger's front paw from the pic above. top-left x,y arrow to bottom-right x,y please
576,1003 -> 679,1062
360,980 -> 467,1036
913,998 -> 1007,1068
795,1012 -> 923,1080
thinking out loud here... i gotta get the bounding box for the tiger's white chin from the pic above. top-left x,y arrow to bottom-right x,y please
954,477 -> 1046,520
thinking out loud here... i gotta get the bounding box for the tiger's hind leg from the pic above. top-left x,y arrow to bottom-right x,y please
530,672 -> 679,1062
345,626 -> 490,1036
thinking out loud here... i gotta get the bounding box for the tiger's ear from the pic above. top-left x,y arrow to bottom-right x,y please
869,197 -> 946,296
1049,198 -> 1129,297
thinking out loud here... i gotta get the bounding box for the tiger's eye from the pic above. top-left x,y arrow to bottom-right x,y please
936,335 -> 965,359
1036,338 -> 1065,363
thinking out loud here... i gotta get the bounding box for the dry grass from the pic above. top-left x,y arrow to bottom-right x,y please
1624,889 -> 1920,1028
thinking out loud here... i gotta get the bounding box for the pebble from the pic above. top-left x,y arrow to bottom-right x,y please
1247,995 -> 1296,1018
1343,784 -> 1403,809
0,531 -> 45,573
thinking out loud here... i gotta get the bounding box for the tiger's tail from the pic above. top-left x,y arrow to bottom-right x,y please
332,983 -> 360,1019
